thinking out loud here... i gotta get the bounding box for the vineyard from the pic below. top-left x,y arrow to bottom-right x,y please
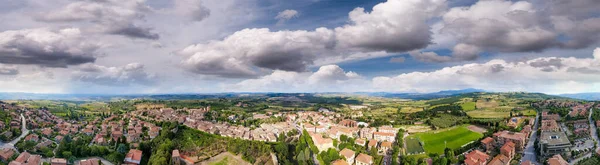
429,114 -> 466,129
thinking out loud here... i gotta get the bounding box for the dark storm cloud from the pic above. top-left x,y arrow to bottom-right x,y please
107,25 -> 160,40
0,29 -> 98,67
529,58 -> 563,68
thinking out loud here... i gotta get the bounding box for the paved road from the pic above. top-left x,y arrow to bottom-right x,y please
570,107 -> 600,165
0,114 -> 29,150
521,113 -> 540,165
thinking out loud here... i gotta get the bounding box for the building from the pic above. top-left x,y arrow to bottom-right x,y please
367,139 -> 378,150
310,133 -> 334,152
493,131 -> 527,151
464,150 -> 489,165
380,141 -> 392,153
124,149 -> 143,165
542,111 -> 560,121
339,119 -> 357,127
51,158 -> 67,165
171,150 -> 193,165
547,154 -> 568,165
79,158 -> 100,165
0,148 -> 15,162
539,132 -> 571,156
355,153 -> 373,165
332,159 -> 349,165
500,141 -> 515,159
10,152 -> 41,165
373,132 -> 395,142
339,148 -> 356,165
480,137 -> 495,153
487,154 -> 511,165
541,120 -> 560,132
355,138 -> 366,146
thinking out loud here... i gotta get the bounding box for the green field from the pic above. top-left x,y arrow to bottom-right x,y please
407,126 -> 483,154
405,137 -> 425,155
460,102 -> 476,111
467,110 -> 510,118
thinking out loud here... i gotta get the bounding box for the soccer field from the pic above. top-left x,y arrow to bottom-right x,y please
408,126 -> 483,154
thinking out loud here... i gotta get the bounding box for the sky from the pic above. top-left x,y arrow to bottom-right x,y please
0,0 -> 599,94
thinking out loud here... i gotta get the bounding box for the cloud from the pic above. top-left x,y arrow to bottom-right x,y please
34,0 -> 159,40
0,28 -> 99,67
72,63 -> 156,86
372,49 -> 600,94
178,28 -> 336,78
389,57 -> 405,63
409,51 -> 451,63
227,65 -> 365,92
179,0 -> 447,78
595,47 -> 600,60
0,65 -> 18,75
334,0 -> 446,52
275,9 -> 298,24
173,0 -> 211,22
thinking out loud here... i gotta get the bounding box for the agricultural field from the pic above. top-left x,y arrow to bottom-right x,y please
466,110 -> 510,118
399,107 -> 424,113
460,102 -> 476,111
406,125 -> 483,154
429,114 -> 465,128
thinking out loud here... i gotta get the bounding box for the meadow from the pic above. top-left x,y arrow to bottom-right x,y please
405,137 -> 425,155
406,125 -> 483,154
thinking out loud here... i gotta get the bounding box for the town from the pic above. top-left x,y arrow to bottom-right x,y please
0,93 -> 599,165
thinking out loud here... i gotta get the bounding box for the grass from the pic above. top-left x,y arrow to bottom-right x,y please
210,157 -> 229,165
405,137 -> 425,155
520,109 -> 537,116
460,102 -> 476,111
407,125 -> 483,154
400,107 -> 424,113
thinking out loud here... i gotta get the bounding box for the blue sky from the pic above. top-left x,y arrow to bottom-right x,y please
0,0 -> 598,94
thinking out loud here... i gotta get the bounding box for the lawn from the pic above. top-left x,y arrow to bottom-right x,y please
407,126 -> 483,154
460,102 -> 476,111
405,137 -> 425,155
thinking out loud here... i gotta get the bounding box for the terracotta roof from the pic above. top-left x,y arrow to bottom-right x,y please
339,148 -> 355,159
481,137 -> 494,144
355,153 -> 373,164
488,154 -> 510,165
332,159 -> 349,165
172,150 -> 180,157
381,141 -> 392,148
125,149 -> 143,162
547,154 -> 568,165
368,139 -> 378,147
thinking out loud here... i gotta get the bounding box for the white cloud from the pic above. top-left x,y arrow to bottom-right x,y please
594,47 -> 600,60
275,9 -> 298,24
372,50 -> 600,94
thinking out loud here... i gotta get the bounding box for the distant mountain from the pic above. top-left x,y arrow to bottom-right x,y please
363,88 -> 486,100
559,93 -> 600,100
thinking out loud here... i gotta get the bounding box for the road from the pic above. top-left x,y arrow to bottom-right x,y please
0,114 -> 29,150
570,107 -> 600,165
520,113 -> 540,165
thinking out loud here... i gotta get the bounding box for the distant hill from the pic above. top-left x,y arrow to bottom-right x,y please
363,88 -> 486,100
559,93 -> 600,100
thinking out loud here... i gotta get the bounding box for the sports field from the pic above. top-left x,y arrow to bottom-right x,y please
406,125 -> 483,154
405,137 -> 425,155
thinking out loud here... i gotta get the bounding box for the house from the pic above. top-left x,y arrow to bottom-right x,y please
55,135 -> 64,142
464,150 -> 489,165
310,133 -> 334,152
79,158 -> 100,165
367,139 -> 378,150
480,137 -> 495,153
547,154 -> 568,165
10,152 -> 41,165
542,111 -> 560,121
332,159 -> 349,165
500,141 -> 515,159
355,153 -> 373,165
339,119 -> 357,127
339,148 -> 356,165
355,138 -> 366,146
0,148 -> 14,162
487,154 -> 511,165
51,158 -> 67,165
380,141 -> 392,153
24,134 -> 39,142
124,149 -> 143,164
